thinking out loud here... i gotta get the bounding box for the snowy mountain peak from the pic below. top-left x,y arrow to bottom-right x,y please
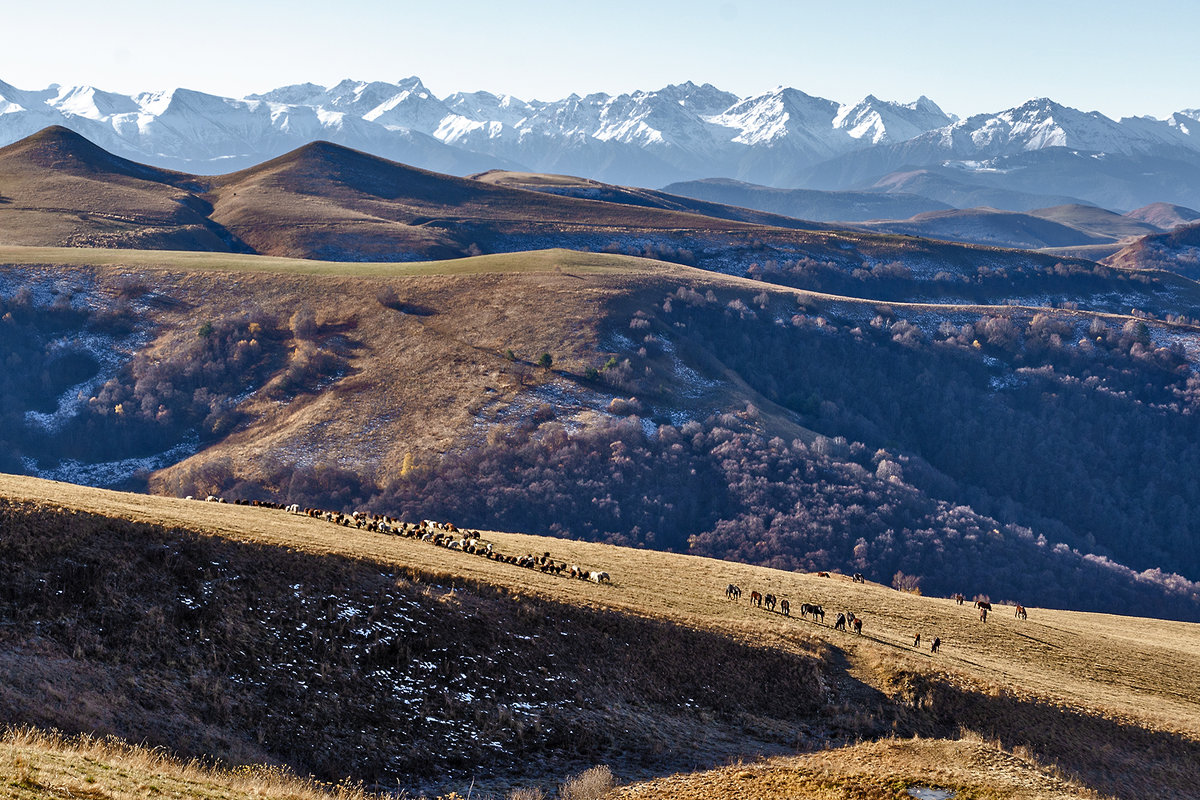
247,82 -> 328,105
832,94 -> 953,144
361,80 -> 450,134
908,95 -> 952,119
0,79 -> 60,110
50,85 -> 141,119
321,80 -> 406,114
2,75 -> 1199,211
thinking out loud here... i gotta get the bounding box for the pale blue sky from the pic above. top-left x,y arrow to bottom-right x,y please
6,0 -> 1196,119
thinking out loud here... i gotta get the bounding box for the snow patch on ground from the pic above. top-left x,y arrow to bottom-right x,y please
22,433 -> 200,487
23,331 -> 145,433
0,269 -> 97,310
657,338 -> 718,400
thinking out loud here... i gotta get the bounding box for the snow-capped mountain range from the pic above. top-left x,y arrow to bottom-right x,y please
2,76 -> 1199,212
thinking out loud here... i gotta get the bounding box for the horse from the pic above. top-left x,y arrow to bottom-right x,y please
817,571 -> 830,578
750,591 -> 763,608
764,594 -> 777,612
725,583 -> 742,601
852,573 -> 865,584
954,593 -> 965,605
800,603 -> 824,623
1014,604 -> 1027,620
779,598 -> 790,617
975,600 -> 992,622
852,618 -> 863,635
834,613 -> 846,631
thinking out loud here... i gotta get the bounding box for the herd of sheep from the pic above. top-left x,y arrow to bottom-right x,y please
191,495 -> 612,584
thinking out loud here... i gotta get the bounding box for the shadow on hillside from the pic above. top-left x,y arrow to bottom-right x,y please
0,499 -> 828,794
882,665 -> 1200,800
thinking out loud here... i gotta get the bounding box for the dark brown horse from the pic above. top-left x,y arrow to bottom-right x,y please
750,590 -> 763,608
1015,604 -> 1027,620
852,617 -> 863,635
779,598 -> 790,617
764,593 -> 777,612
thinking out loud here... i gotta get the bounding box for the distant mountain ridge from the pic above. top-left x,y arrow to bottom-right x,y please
2,76 -> 1199,211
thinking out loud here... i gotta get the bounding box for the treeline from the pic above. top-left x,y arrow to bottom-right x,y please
4,291 -> 346,476
741,253 -> 1167,310
651,285 -> 1200,581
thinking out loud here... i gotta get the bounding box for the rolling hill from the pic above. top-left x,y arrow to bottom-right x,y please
0,126 -> 243,251
5,125 -> 1189,315
471,170 -> 837,230
0,473 -> 1196,798
3,244 -> 1200,625
1104,219 -> 1200,278
851,203 -> 1166,252
1124,201 -> 1200,230
1,127 -> 800,262
658,177 -> 953,222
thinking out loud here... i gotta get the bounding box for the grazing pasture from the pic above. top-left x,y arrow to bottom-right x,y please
1,472 -> 1197,736
1,472 -> 1198,800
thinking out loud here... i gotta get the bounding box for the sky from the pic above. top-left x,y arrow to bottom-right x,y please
5,0 -> 1196,120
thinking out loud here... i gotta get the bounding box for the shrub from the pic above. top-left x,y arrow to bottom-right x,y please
559,765 -> 614,800
508,788 -> 545,800
892,571 -> 922,594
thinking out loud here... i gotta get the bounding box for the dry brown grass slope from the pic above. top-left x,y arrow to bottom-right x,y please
0,127 -> 234,252
0,727 -> 382,800
4,243 -> 1198,500
1104,220 -> 1200,275
0,244 -> 825,495
0,126 -> 1117,282
469,169 -> 835,231
1123,201 -> 1200,231
0,473 -> 1198,800
613,737 -> 1101,800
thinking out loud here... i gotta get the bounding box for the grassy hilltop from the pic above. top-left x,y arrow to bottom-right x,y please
0,473 -> 1198,799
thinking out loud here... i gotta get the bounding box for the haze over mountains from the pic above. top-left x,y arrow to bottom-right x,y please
3,76 -> 1199,212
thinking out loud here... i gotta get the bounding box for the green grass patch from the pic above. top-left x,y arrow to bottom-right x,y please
0,245 -> 663,278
